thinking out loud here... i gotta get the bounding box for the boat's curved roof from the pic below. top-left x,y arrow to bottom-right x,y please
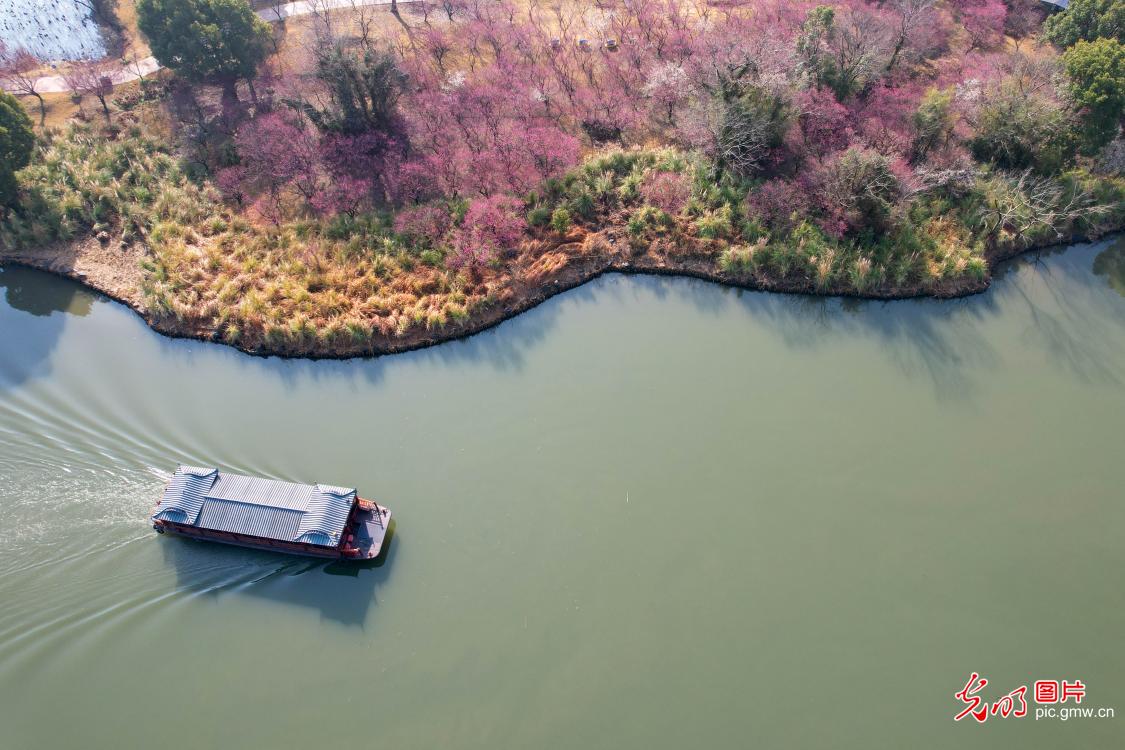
153,466 -> 356,547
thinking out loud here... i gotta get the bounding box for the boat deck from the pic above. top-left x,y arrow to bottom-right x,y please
351,506 -> 392,559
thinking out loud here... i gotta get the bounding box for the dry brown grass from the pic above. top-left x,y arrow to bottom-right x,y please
114,0 -> 153,60
267,2 -> 409,75
33,92 -> 81,129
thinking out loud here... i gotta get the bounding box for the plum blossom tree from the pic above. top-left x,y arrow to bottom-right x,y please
958,0 -> 1009,50
215,165 -> 249,206
63,59 -> 115,123
448,195 -> 526,269
232,112 -> 319,221
0,48 -> 46,127
640,170 -> 692,214
748,179 -> 810,232
794,86 -> 851,158
394,203 -> 452,247
309,175 -> 373,218
643,62 -> 692,125
885,0 -> 937,73
186,0 -> 1108,252
403,74 -> 580,196
852,82 -> 923,156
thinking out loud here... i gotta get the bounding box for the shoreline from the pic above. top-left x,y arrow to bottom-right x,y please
1,231 -> 1115,360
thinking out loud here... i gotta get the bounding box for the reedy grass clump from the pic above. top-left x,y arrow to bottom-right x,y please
2,121 -> 504,351
1,123 -> 216,249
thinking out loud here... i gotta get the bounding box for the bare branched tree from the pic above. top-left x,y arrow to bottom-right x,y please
121,53 -> 149,83
1,49 -> 47,126
683,94 -> 773,178
265,0 -> 290,54
349,0 -> 384,50
829,8 -> 892,97
308,0 -> 338,42
885,0 -> 935,73
976,171 -> 1113,247
64,60 -> 115,123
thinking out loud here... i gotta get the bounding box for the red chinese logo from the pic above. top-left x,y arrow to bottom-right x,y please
1034,679 -> 1086,705
1063,680 -> 1087,704
954,673 -> 990,722
956,675 -> 1085,722
1035,680 -> 1059,704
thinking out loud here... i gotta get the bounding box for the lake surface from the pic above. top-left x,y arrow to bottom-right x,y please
2,238 -> 1124,748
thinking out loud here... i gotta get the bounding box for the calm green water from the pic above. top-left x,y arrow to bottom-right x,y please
2,238 -> 1124,748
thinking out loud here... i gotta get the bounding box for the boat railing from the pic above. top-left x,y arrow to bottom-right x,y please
359,497 -> 384,528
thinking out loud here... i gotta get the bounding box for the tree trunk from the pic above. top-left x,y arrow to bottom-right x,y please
33,93 -> 46,127
220,78 -> 241,118
885,37 -> 904,74
98,96 -> 111,123
389,0 -> 410,30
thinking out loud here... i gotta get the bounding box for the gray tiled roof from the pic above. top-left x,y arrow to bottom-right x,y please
153,466 -> 357,547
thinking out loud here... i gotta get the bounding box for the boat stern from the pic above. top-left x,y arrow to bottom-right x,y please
345,503 -> 392,560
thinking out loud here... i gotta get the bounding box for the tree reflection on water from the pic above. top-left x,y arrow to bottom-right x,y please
1092,237 -> 1125,297
0,265 -> 94,317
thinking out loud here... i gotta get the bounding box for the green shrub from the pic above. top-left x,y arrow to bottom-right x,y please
627,208 -> 653,237
912,88 -> 956,161
818,147 -> 902,231
616,168 -> 644,203
550,207 -> 572,234
1062,38 -> 1125,152
695,204 -> 735,239
568,191 -> 596,220
0,92 -> 35,212
969,78 -> 1076,174
788,221 -> 838,288
1043,0 -> 1124,48
966,256 -> 988,281
527,205 -> 552,227
719,243 -> 763,274
3,122 -> 220,247
741,217 -> 769,243
847,255 -> 874,291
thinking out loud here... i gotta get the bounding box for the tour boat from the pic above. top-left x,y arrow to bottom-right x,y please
151,466 -> 392,560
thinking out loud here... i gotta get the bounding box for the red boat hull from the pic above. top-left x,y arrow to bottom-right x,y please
156,520 -> 349,559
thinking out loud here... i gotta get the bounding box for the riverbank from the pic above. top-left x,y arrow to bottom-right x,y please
3,122 -> 1122,360
3,223 -> 1119,359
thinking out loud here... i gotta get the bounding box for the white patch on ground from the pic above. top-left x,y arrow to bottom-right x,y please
0,0 -> 107,62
